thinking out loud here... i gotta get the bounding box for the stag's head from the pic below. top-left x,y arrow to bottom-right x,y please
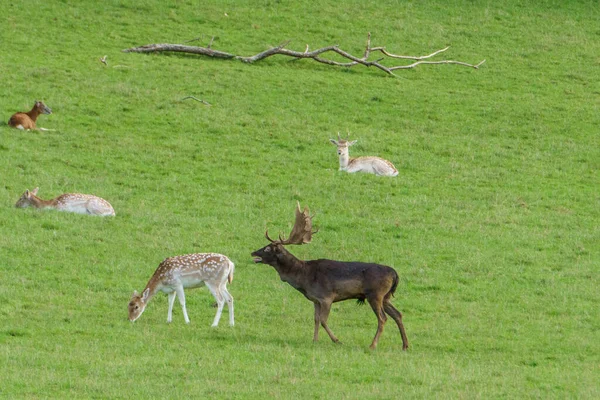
128,288 -> 150,322
330,132 -> 357,156
15,187 -> 39,208
251,202 -> 317,264
35,101 -> 52,115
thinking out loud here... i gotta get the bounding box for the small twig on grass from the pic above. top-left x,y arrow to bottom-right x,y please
184,37 -> 202,44
181,96 -> 211,106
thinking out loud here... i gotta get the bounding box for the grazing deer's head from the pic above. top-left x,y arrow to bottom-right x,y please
35,101 -> 52,115
330,132 -> 357,156
15,187 -> 40,208
252,202 -> 317,264
128,288 -> 150,322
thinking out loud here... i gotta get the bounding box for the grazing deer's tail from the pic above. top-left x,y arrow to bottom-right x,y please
228,260 -> 235,284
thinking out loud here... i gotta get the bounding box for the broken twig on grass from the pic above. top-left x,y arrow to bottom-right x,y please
181,96 -> 211,106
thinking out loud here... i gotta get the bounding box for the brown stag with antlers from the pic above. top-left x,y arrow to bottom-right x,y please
251,202 -> 408,350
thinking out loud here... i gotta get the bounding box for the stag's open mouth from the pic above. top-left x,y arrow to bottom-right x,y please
252,257 -> 262,263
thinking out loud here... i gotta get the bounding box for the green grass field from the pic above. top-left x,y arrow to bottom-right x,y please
1,0 -> 599,398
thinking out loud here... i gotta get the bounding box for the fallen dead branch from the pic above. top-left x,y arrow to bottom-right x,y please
123,33 -> 485,76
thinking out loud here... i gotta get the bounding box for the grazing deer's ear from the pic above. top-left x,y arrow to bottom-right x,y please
24,190 -> 30,197
142,288 -> 150,302
31,187 -> 39,196
132,290 -> 139,298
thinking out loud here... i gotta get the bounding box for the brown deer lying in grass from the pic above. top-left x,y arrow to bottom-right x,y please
251,202 -> 408,350
128,253 -> 235,326
8,101 -> 53,130
330,133 -> 398,177
15,187 -> 115,216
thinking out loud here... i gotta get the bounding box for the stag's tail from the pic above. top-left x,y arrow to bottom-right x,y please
389,269 -> 399,298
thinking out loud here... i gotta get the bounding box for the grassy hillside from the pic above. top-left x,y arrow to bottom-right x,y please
1,1 -> 599,398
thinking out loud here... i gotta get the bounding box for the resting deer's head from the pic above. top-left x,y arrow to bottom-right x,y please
128,289 -> 150,322
330,132 -> 357,156
15,187 -> 39,208
251,202 -> 317,264
35,101 -> 52,115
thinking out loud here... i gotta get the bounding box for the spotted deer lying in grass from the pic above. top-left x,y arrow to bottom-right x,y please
330,133 -> 398,177
128,253 -> 235,326
8,101 -> 53,130
15,187 -> 115,216
251,202 -> 408,350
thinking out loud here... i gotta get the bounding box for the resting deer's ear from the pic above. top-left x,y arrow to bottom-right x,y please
348,140 -> 358,146
330,139 -> 339,145
142,288 -> 150,302
31,187 -> 39,196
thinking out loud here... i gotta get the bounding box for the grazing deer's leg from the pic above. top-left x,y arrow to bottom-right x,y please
313,302 -> 321,342
367,296 -> 387,349
175,284 -> 190,324
167,291 -> 177,323
383,301 -> 409,350
221,285 -> 235,326
206,283 -> 225,327
319,300 -> 340,343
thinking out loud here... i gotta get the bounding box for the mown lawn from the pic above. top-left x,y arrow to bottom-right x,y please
1,1 -> 599,398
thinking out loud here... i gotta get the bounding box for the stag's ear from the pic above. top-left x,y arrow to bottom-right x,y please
31,187 -> 39,196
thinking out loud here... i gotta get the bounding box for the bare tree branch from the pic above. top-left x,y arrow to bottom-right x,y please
123,33 -> 485,76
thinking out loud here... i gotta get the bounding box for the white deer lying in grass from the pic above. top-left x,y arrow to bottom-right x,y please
128,253 -> 235,326
330,133 -> 398,177
15,187 -> 115,216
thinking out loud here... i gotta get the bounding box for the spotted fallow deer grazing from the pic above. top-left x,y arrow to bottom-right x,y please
15,187 -> 115,216
8,101 -> 52,130
128,253 -> 235,326
251,202 -> 408,350
330,133 -> 398,177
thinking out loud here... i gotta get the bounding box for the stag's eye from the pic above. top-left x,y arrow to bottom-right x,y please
264,247 -> 271,253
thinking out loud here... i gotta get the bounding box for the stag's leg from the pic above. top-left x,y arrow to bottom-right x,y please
221,284 -> 234,326
367,296 -> 387,349
167,291 -> 177,323
175,285 -> 190,324
318,300 -> 340,343
313,302 -> 321,342
206,283 -> 225,327
383,301 -> 409,350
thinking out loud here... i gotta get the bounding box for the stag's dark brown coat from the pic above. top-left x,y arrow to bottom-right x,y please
252,242 -> 408,350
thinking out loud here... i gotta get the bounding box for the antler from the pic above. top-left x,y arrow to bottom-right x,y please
265,202 -> 318,245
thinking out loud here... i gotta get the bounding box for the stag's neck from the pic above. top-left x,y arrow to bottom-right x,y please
270,251 -> 307,284
26,105 -> 41,122
28,194 -> 58,209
